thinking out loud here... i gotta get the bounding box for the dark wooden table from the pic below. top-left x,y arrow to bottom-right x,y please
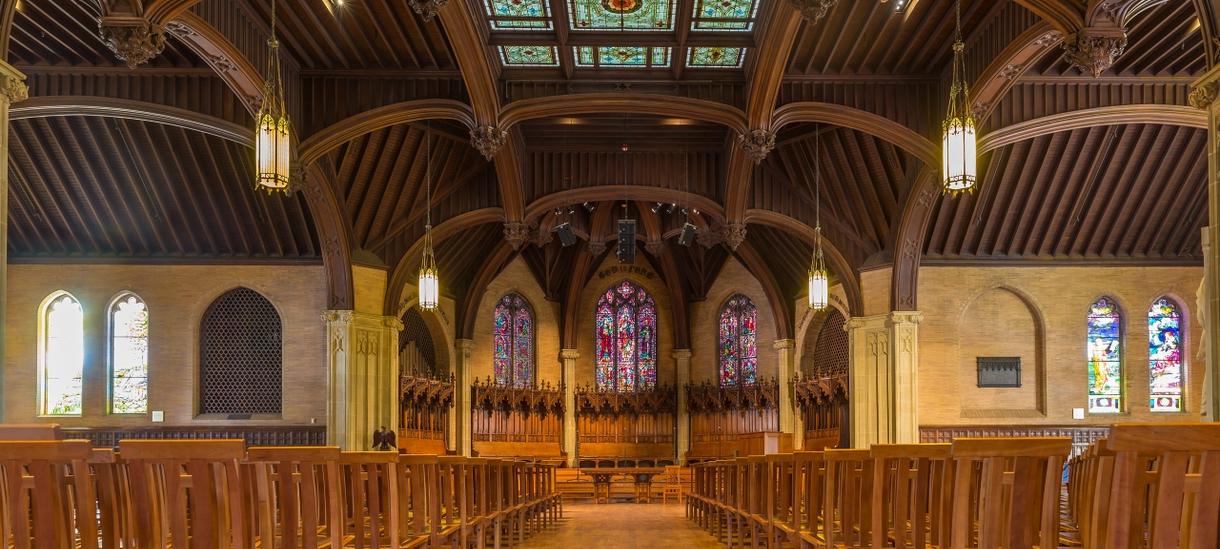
580,467 -> 666,503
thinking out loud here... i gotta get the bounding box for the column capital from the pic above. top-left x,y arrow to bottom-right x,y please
456,338 -> 474,358
0,62 -> 28,105
886,310 -> 924,327
322,309 -> 354,324
560,348 -> 580,360
772,339 -> 796,351
1191,64 -> 1220,109
672,349 -> 692,360
383,316 -> 405,331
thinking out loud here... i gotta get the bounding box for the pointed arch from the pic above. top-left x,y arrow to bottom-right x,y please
1147,296 -> 1185,412
493,292 -> 536,387
108,292 -> 150,414
595,280 -> 658,391
1087,296 -> 1124,414
718,294 -> 759,386
38,291 -> 84,416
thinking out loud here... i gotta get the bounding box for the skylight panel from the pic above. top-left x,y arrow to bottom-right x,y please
484,0 -> 553,30
568,0 -> 675,31
575,46 -> 672,68
499,46 -> 560,66
687,46 -> 746,68
690,0 -> 758,31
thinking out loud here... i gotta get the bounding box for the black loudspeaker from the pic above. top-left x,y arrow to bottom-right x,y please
617,219 -> 636,263
678,222 -> 697,247
555,222 -> 576,247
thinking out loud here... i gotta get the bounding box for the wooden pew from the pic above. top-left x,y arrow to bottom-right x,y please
949,437 -> 1071,549
0,439 -> 98,549
1104,423 -> 1220,549
335,451 -> 399,549
869,443 -> 953,549
243,446 -> 344,549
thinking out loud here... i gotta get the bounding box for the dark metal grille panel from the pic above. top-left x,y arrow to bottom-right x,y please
977,357 -> 1021,388
401,307 -> 439,376
812,309 -> 849,378
199,288 -> 282,414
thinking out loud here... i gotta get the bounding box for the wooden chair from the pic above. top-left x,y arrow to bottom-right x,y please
823,448 -> 874,548
243,446 -> 343,549
1104,423 -> 1220,549
869,443 -> 953,549
0,439 -> 98,549
119,439 -> 250,549
335,451 -> 399,549
949,437 -> 1071,549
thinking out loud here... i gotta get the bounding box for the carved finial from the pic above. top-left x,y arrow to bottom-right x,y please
786,0 -> 837,23
1062,30 -> 1127,78
722,223 -> 747,251
470,125 -> 508,160
99,21 -> 167,68
503,221 -> 530,250
1190,81 -> 1218,110
737,129 -> 776,164
408,0 -> 449,22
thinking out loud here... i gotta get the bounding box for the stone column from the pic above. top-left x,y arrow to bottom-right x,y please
560,349 -> 580,466
0,64 -> 27,421
1191,73 -> 1220,421
673,349 -> 692,464
774,340 -> 796,436
845,311 -> 922,447
324,311 -> 403,450
455,339 -> 474,456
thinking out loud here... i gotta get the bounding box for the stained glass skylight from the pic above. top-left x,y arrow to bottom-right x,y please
687,46 -> 745,68
690,0 -> 758,30
569,0 -> 675,31
484,0 -> 552,30
499,46 -> 560,66
576,46 -> 671,68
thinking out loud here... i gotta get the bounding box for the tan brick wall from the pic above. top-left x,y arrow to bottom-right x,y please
917,265 -> 1205,425
4,263 -> 328,427
690,257 -> 778,383
353,265 -> 388,316
468,257 -> 563,384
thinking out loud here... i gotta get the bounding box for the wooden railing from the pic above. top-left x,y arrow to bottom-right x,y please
60,425 -> 326,448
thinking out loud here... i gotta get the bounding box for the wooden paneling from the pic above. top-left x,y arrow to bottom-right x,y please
61,425 -> 327,448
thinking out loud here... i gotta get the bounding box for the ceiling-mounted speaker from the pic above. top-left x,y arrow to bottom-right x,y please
555,222 -> 576,247
617,219 -> 636,263
678,222 -> 697,247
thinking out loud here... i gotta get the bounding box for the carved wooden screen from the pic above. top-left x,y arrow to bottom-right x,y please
199,288 -> 282,415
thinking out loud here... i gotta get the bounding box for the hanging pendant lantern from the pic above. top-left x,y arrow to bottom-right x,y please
808,227 -> 829,311
942,1 -> 976,195
418,124 -> 440,311
255,1 -> 292,193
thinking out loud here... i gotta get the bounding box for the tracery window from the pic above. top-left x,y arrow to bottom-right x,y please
1086,297 -> 1123,414
40,292 -> 84,416
718,295 -> 758,386
493,293 -> 535,387
109,294 -> 149,414
1148,298 -> 1183,412
595,280 -> 657,391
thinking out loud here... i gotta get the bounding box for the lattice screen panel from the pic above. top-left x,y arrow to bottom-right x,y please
401,307 -> 441,377
199,288 -> 282,414
812,309 -> 848,378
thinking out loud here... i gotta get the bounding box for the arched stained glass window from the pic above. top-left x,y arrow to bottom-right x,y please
40,292 -> 84,416
1148,298 -> 1183,412
718,295 -> 758,386
1087,297 -> 1123,414
493,293 -> 535,387
595,280 -> 657,391
109,294 -> 149,414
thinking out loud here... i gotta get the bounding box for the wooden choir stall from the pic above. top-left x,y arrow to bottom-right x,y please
471,378 -> 565,460
398,373 -> 452,455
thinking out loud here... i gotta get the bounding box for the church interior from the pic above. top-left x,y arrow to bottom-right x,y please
1,0 -> 1219,546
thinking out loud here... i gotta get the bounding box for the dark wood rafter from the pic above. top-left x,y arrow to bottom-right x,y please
12,95 -> 251,144
733,240 -> 793,339
458,240 -> 517,339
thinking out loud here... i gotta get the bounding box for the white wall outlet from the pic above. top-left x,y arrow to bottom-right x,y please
151,410 -> 164,422
1072,408 -> 1085,420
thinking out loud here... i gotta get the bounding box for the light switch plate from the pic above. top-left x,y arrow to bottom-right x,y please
1072,408 -> 1085,420
151,410 -> 164,422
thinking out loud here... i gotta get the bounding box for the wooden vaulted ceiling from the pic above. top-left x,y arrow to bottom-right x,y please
5,0 -> 1215,327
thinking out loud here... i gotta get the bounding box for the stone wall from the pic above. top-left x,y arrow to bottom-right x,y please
690,256 -> 778,382
4,263 -> 328,427
468,257 -> 563,384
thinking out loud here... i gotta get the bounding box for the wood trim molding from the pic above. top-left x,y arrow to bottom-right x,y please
298,99 -> 476,165
499,92 -> 749,132
524,186 -> 725,225
1013,0 -> 1085,33
0,0 -> 16,59
743,209 -> 863,317
979,104 -> 1207,153
458,241 -> 516,339
772,102 -> 942,168
12,95 -> 253,146
889,168 -> 940,312
303,163 -> 356,310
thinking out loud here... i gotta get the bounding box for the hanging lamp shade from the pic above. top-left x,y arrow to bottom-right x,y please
418,230 -> 439,310
254,4 -> 292,193
808,228 -> 829,311
942,29 -> 976,194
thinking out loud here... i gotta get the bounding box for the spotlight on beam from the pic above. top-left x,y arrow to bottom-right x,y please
650,202 -> 663,214
555,222 -> 577,247
678,222 -> 697,247
583,202 -> 595,212
666,203 -> 677,214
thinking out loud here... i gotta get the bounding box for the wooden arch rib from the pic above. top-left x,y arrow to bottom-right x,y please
12,96 -> 253,146
979,105 -> 1207,153
170,12 -> 262,116
772,103 -> 940,167
298,100 -> 477,165
499,93 -> 749,133
743,209 -> 863,317
735,241 -> 794,339
971,22 -> 1061,124
524,186 -> 726,224
1013,0 -> 1085,33
458,241 -> 516,339
384,208 -> 507,316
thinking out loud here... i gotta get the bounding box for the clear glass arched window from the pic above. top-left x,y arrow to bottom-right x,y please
41,292 -> 84,416
110,294 -> 149,414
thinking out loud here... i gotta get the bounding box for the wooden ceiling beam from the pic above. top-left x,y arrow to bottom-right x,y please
12,95 -> 252,146
978,104 -> 1207,153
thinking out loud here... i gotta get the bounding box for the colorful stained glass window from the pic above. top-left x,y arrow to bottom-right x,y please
1148,298 -> 1183,412
687,46 -> 746,68
718,295 -> 758,386
484,0 -> 553,29
569,0 -> 674,30
41,292 -> 84,416
595,280 -> 658,391
1087,297 -> 1122,414
499,45 -> 560,66
110,294 -> 149,414
574,46 -> 671,68
493,293 -> 535,387
690,0 -> 758,30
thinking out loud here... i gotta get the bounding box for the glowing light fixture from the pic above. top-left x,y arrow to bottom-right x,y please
418,125 -> 440,310
942,0 -> 976,195
808,124 -> 829,311
255,0 -> 291,193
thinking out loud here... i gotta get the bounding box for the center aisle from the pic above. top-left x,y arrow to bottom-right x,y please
528,502 -> 723,548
